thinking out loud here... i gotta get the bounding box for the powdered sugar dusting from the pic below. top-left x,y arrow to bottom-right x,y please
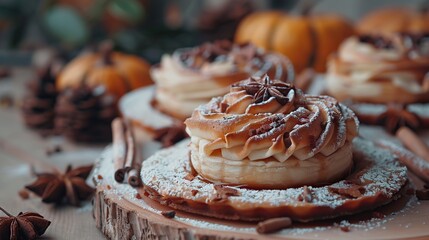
142,138 -> 407,211
92,138 -> 428,239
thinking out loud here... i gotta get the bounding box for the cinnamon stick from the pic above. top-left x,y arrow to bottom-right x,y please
128,142 -> 142,187
376,140 -> 429,183
256,217 -> 292,234
396,127 -> 429,162
112,117 -> 143,187
124,119 -> 142,187
112,118 -> 127,183
124,119 -> 136,171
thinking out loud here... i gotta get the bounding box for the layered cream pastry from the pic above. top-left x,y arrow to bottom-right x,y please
151,40 -> 293,120
185,75 -> 359,188
139,76 -> 407,222
326,33 -> 429,104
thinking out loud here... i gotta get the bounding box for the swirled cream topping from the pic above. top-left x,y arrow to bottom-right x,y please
151,40 -> 294,120
327,33 -> 429,103
185,75 -> 359,162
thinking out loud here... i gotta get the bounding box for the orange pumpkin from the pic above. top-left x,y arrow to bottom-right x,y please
57,44 -> 152,97
358,7 -> 429,36
235,11 -> 354,73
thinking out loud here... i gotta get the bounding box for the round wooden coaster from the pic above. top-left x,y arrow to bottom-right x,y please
92,143 -> 429,240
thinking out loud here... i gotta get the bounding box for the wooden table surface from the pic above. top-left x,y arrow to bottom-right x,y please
0,67 -> 105,239
2,68 -> 429,240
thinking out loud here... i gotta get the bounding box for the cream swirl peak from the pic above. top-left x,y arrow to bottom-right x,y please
151,40 -> 294,120
186,75 -> 358,161
185,75 -> 359,188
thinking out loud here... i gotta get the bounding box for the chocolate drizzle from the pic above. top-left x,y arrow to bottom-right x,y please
234,75 -> 295,105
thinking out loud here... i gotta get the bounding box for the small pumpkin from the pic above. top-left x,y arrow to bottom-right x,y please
235,11 -> 354,73
357,7 -> 429,36
57,42 -> 152,97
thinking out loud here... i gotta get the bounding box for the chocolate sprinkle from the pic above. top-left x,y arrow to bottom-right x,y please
161,210 -> 176,218
297,186 -> 313,203
340,225 -> 351,232
211,185 -> 241,203
328,184 -> 365,199
184,173 -> 196,181
371,211 -> 385,219
416,189 -> 429,200
256,217 -> 292,234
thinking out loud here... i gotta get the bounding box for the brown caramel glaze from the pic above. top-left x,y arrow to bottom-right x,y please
141,138 -> 407,222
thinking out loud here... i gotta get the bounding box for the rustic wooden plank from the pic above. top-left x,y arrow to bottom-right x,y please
0,68 -> 105,239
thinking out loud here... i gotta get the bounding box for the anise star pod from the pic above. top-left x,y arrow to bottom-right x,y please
0,207 -> 51,240
376,103 -> 422,133
25,164 -> 94,206
235,75 -> 294,105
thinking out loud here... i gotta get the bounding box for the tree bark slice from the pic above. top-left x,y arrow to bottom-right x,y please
92,140 -> 429,240
92,147 -> 261,240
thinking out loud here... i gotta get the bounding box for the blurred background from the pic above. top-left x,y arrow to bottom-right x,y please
0,0 -> 427,66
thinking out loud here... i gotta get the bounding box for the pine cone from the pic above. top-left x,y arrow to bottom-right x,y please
21,65 -> 58,133
55,85 -> 118,142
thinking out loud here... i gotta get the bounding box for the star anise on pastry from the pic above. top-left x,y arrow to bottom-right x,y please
25,165 -> 94,206
376,103 -> 422,133
235,75 -> 294,105
0,207 -> 51,240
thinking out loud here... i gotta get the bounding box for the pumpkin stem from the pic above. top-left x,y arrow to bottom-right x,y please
98,40 -> 114,66
299,0 -> 321,16
0,206 -> 13,217
420,0 -> 429,13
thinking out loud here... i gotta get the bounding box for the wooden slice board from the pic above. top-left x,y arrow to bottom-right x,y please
92,125 -> 429,240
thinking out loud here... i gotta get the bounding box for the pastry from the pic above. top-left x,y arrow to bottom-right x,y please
120,40 -> 293,146
151,40 -> 294,120
326,33 -> 429,132
141,75 -> 407,221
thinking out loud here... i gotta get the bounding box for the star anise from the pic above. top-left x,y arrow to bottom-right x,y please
376,103 -> 422,133
0,207 -> 51,240
153,122 -> 188,148
25,165 -> 94,206
235,75 -> 294,105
